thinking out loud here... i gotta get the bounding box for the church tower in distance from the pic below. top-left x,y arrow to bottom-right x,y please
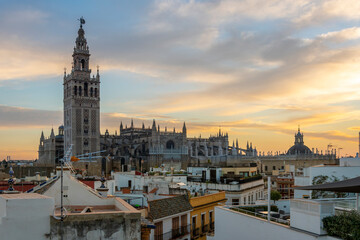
64,18 -> 100,156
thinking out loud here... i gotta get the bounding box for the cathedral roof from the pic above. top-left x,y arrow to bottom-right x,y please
287,144 -> 311,155
287,127 -> 312,155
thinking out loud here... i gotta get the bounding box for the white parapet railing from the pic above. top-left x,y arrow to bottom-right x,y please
223,205 -> 290,226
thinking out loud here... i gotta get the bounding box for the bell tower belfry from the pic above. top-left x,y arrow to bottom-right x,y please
64,17 -> 100,156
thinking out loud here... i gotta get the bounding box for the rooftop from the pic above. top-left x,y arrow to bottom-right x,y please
0,193 -> 52,199
190,191 -> 226,208
148,195 -> 192,220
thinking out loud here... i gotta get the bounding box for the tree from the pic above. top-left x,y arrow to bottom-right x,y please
312,175 -> 349,199
270,190 -> 281,204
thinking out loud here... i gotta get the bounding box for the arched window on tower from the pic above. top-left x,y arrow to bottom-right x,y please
81,59 -> 85,70
84,82 -> 88,97
74,86 -> 77,96
79,86 -> 82,96
94,88 -> 98,97
90,87 -> 93,97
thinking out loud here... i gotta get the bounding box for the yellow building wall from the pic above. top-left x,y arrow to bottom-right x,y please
190,192 -> 226,240
221,167 -> 258,176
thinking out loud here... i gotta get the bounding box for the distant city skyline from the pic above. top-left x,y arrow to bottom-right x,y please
1,0 -> 360,159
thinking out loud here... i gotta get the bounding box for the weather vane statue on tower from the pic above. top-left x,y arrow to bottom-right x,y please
78,16 -> 85,28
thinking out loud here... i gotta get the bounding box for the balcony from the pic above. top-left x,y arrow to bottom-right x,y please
209,222 -> 214,232
201,224 -> 208,235
191,227 -> 200,239
155,225 -> 190,240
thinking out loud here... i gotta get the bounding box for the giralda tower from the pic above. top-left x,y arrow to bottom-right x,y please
63,18 -> 100,156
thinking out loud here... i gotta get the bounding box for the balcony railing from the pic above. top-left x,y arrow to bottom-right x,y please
201,224 -> 208,234
209,222 -> 214,231
192,227 -> 200,238
180,225 -> 190,235
155,225 -> 190,240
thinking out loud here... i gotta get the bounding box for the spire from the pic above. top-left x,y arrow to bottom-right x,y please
298,125 -> 300,133
152,119 -> 156,131
142,122 -> 145,129
232,140 -> 235,147
236,139 -> 239,148
182,122 -> 187,134
73,17 -> 90,73
173,127 -> 175,133
158,125 -> 160,133
120,121 -> 123,130
40,131 -> 45,141
131,119 -> 134,128
247,141 -> 249,150
165,126 -> 167,132
50,128 -> 55,138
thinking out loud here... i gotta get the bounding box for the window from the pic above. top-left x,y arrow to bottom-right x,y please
81,59 -> 85,70
201,213 -> 206,233
73,86 -> 77,96
94,88 -> 98,97
172,217 -> 180,238
84,82 -> 88,97
209,211 -> 214,229
232,198 -> 239,205
243,197 -> 246,205
273,166 -> 276,170
166,140 -> 175,149
79,86 -> 82,96
155,221 -> 163,240
265,166 -> 268,171
192,216 -> 197,236
181,214 -> 188,234
90,87 -> 93,97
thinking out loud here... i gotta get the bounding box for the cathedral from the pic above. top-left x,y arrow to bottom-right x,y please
37,19 -> 253,174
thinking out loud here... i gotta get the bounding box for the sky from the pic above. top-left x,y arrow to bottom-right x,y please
1,0 -> 360,160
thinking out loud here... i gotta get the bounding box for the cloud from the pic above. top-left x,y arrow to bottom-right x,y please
1,1 -> 360,158
319,27 -> 360,42
0,105 -> 62,128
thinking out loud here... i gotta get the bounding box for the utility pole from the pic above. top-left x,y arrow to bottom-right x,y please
267,176 -> 271,222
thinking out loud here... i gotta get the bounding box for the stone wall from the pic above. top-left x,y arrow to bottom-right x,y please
49,212 -> 141,240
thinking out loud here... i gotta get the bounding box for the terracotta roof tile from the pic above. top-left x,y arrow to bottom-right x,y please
148,195 -> 192,220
